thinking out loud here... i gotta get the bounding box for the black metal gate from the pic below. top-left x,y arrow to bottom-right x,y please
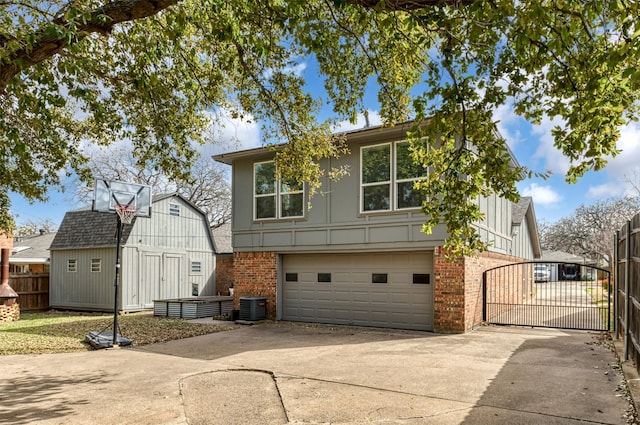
483,261 -> 611,331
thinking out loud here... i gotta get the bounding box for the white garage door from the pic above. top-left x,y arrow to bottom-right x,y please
282,251 -> 434,331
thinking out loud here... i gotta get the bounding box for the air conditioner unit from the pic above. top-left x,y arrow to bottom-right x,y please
239,297 -> 267,321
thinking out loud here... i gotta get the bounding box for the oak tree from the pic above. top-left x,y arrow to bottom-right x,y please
2,0 -> 638,255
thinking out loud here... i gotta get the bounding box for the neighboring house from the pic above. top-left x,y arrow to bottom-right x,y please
214,122 -> 542,333
49,194 -> 217,312
211,222 -> 233,295
538,250 -> 594,281
10,231 -> 56,274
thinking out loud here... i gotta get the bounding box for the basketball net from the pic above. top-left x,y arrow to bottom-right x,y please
115,204 -> 140,224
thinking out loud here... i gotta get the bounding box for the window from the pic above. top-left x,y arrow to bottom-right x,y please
285,273 -> 298,282
169,203 -> 180,216
413,274 -> 430,284
361,141 -> 426,212
67,259 -> 77,272
372,273 -> 388,284
91,259 -> 101,273
317,273 -> 331,283
254,161 -> 304,219
190,261 -> 202,274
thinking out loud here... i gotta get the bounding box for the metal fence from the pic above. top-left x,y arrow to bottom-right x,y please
484,261 -> 610,331
616,214 -> 640,370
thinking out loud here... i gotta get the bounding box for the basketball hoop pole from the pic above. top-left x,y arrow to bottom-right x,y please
112,214 -> 124,346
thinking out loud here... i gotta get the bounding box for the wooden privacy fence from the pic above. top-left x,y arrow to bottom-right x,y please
9,273 -> 49,311
616,214 -> 640,370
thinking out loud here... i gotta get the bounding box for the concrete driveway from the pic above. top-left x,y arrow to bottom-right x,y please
0,322 -> 634,424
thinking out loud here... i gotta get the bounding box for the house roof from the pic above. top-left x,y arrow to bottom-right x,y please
213,121 -> 420,165
10,231 -> 57,263
211,222 -> 232,254
539,250 -> 592,264
50,210 -> 132,250
511,197 -> 542,258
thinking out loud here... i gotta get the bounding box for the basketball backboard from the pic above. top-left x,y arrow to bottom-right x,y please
92,180 -> 152,218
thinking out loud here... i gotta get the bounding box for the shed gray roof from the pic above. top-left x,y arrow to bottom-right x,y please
211,222 -> 232,254
50,210 -> 133,250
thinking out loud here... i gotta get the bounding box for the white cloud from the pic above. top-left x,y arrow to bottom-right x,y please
332,110 -> 382,133
198,109 -> 261,158
530,117 -> 571,175
493,101 -> 523,150
586,183 -> 622,199
521,183 -> 563,207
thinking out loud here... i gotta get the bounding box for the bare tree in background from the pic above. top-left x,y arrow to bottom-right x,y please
73,144 -> 231,227
14,219 -> 58,236
540,197 -> 640,266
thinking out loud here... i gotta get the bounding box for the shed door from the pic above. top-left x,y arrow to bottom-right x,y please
162,254 -> 184,299
282,251 -> 434,331
142,253 -> 162,308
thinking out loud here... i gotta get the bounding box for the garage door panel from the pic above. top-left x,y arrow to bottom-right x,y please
282,251 -> 434,331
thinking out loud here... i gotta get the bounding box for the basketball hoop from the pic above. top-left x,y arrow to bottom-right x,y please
114,204 -> 140,224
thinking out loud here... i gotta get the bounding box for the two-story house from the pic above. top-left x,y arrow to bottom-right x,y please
214,123 -> 541,333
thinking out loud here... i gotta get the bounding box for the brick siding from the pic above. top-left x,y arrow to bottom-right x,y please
434,247 -> 521,333
236,248 -> 523,333
233,251 -> 277,318
215,255 -> 234,296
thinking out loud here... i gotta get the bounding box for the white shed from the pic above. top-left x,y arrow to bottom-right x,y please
50,194 -> 217,312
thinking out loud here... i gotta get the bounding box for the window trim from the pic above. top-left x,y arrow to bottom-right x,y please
360,141 -> 425,214
190,260 -> 203,275
253,160 -> 305,220
169,203 -> 180,217
90,258 -> 101,273
67,259 -> 77,273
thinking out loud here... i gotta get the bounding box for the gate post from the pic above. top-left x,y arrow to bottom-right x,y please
482,271 -> 487,322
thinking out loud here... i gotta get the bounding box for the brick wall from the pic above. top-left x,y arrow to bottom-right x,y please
233,251 -> 277,318
434,247 -> 522,333
215,255 -> 234,295
433,248 -> 466,333
464,251 -> 522,331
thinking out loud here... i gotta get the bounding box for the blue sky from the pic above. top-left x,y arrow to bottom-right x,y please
9,61 -> 640,229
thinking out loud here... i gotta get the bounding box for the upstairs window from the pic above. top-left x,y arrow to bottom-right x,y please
254,161 -> 304,220
361,141 -> 426,212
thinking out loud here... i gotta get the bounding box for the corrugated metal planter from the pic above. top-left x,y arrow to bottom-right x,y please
153,296 -> 234,319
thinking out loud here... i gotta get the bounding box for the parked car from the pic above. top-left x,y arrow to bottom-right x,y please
534,264 -> 551,282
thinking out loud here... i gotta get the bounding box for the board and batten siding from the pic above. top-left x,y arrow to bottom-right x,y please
476,193 -> 512,255
230,141 -> 450,254
50,248 -> 116,311
119,196 -> 217,309
120,247 -> 216,309
229,137 -> 518,255
129,197 -> 214,252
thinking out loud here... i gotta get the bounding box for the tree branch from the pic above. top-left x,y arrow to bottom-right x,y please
347,0 -> 474,11
0,0 -> 177,92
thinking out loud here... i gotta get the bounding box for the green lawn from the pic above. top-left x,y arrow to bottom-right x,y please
0,310 -> 230,355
